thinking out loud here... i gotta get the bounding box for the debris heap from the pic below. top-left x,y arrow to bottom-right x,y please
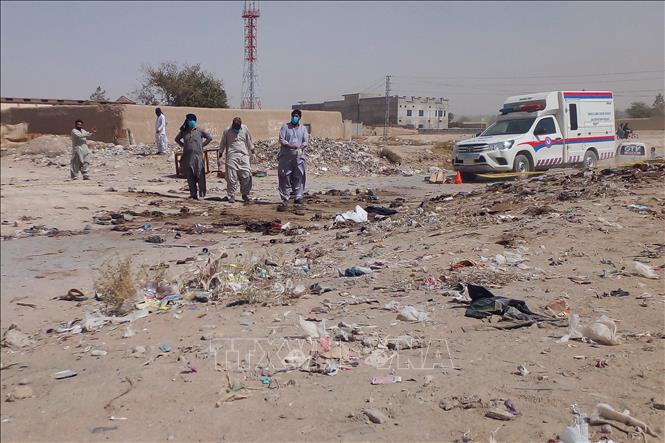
253,137 -> 399,176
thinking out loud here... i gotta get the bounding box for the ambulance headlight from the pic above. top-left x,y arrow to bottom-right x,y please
487,140 -> 514,151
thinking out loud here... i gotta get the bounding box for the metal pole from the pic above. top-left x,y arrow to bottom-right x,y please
383,74 -> 391,140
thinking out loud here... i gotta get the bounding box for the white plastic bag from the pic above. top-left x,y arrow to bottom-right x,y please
397,306 -> 429,322
559,314 -> 619,345
632,261 -> 658,279
334,205 -> 368,223
559,421 -> 589,443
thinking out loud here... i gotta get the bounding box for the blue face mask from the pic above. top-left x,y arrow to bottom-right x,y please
187,120 -> 196,129
291,116 -> 300,124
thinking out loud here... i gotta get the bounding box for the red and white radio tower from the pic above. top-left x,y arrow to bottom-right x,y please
241,1 -> 261,109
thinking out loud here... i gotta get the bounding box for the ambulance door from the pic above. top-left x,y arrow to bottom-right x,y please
532,116 -> 564,168
564,102 -> 585,164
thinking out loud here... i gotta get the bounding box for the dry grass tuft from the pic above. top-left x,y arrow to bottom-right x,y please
94,257 -> 138,315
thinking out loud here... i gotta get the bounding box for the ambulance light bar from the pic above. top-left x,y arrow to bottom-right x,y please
500,100 -> 546,114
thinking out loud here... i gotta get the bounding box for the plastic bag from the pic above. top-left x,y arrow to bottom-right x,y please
559,314 -> 619,345
397,306 -> 429,322
334,205 -> 368,223
559,405 -> 589,443
632,261 -> 658,279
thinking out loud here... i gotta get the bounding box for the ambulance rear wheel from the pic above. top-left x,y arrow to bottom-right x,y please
513,154 -> 532,174
583,150 -> 598,168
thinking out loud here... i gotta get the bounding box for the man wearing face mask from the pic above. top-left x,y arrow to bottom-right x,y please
175,113 -> 213,200
155,108 -> 168,154
277,109 -> 309,212
219,117 -> 254,203
70,119 -> 96,180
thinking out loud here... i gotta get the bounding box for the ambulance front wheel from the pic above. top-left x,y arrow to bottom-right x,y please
583,150 -> 598,168
513,154 -> 532,174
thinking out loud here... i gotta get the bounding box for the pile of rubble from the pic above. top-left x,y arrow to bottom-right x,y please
253,137 -> 399,176
6,134 -> 161,166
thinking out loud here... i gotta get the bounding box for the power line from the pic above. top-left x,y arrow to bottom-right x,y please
393,69 -> 665,81
392,77 -> 664,90
359,77 -> 386,94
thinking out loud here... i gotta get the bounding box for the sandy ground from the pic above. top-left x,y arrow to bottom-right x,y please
1,133 -> 664,443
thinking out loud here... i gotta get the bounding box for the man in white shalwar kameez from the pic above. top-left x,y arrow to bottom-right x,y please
219,117 -> 254,203
155,107 -> 168,154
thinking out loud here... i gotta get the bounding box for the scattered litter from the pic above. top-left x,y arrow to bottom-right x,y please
627,204 -> 650,212
122,326 -> 135,338
159,344 -> 172,353
485,409 -> 516,421
631,261 -> 658,279
371,375 -> 402,385
363,408 -> 388,424
334,205 -> 368,224
464,284 -> 543,321
91,350 -> 107,357
146,235 -> 165,244
298,315 -> 325,338
423,276 -> 445,290
387,335 -> 424,350
396,306 -> 429,322
590,403 -> 659,438
324,362 -> 339,376
559,405 -> 589,443
53,370 -> 78,379
495,250 -> 526,267
595,359 -> 608,368
559,314 -> 620,346
569,276 -> 592,285
545,298 -> 571,319
342,267 -> 373,277
310,283 -> 332,295
91,427 -> 118,434
1,325 -> 34,349
602,289 -> 629,297
58,288 -> 88,302
450,259 -> 476,271
515,365 -> 529,376
365,206 -> 398,216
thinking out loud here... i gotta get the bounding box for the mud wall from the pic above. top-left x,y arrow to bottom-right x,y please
121,105 -> 344,144
0,105 -> 124,143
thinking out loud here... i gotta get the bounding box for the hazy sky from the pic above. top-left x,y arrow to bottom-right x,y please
1,1 -> 664,115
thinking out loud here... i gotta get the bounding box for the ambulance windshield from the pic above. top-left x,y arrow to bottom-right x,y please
481,118 -> 536,136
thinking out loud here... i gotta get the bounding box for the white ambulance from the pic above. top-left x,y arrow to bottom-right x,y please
453,91 -> 616,177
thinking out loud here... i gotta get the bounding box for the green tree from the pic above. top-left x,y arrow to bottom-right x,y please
89,86 -> 109,101
448,112 -> 455,124
652,93 -> 664,116
134,62 -> 228,108
625,102 -> 653,118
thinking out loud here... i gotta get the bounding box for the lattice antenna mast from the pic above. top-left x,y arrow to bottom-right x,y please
241,1 -> 261,109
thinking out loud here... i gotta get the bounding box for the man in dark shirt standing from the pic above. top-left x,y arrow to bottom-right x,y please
175,113 -> 213,200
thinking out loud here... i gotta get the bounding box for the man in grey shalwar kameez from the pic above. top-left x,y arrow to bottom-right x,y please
175,113 -> 213,200
70,119 -> 96,180
219,117 -> 254,203
277,109 -> 309,211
